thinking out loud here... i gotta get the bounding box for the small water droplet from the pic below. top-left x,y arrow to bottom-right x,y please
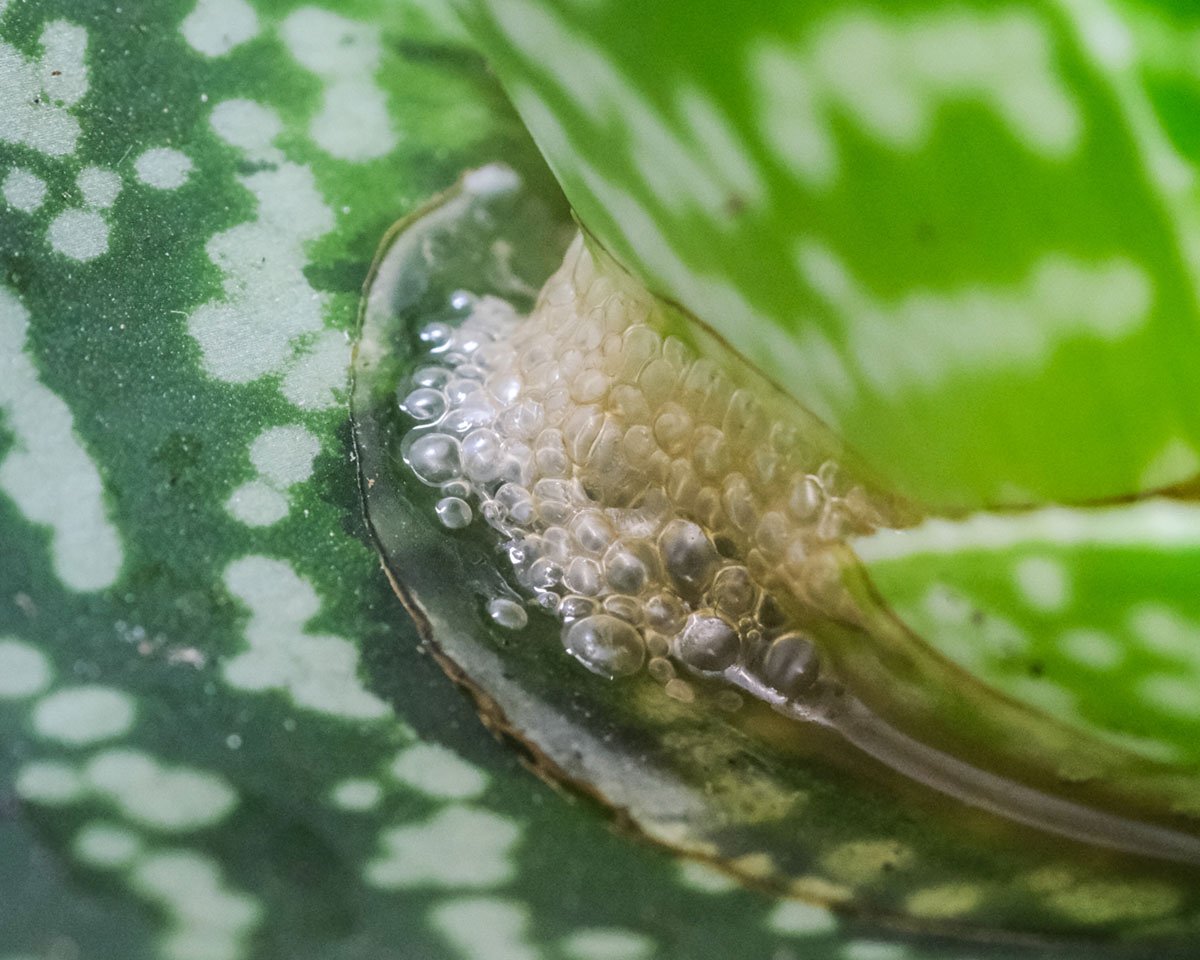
436,496 -> 473,529
487,597 -> 528,630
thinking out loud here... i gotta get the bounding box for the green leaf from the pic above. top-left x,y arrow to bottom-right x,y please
350,168 -> 1200,948
451,0 -> 1200,509
5,1 -> 1199,959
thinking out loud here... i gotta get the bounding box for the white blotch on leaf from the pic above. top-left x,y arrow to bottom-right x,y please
768,899 -> 838,936
3,168 -> 47,212
494,0 -> 756,220
677,860 -> 739,894
1139,436 -> 1200,491
1141,673 -> 1200,718
841,941 -> 910,960
0,638 -> 52,699
180,0 -> 260,57
857,500 -> 1200,560
48,208 -> 108,261
280,8 -> 398,162
0,287 -> 124,591
84,749 -> 238,832
225,424 -> 320,527
1012,555 -> 1070,613
222,555 -> 389,719
210,98 -> 283,164
33,686 -> 135,745
224,479 -> 289,527
250,424 -> 321,486
390,743 -> 489,800
74,821 -> 144,869
0,20 -> 88,157
281,328 -> 350,409
905,882 -> 985,919
752,9 -> 1080,187
561,929 -> 655,960
795,242 -> 1151,398
1059,627 -> 1123,670
77,166 -> 121,208
130,849 -> 262,960
1126,604 -> 1200,663
135,147 -> 193,190
430,898 -> 540,960
15,760 -> 84,804
187,102 -> 344,409
366,806 -> 519,888
330,778 -> 383,811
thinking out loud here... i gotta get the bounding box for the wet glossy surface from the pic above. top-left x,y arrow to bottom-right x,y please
351,167 -> 1200,951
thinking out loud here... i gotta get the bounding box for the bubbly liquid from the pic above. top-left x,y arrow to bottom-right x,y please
398,234 -> 881,699
354,170 -> 1200,943
392,229 -> 1200,873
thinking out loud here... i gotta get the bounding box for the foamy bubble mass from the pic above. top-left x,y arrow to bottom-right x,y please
396,234 -> 888,701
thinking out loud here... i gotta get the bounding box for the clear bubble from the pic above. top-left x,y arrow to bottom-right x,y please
755,511 -> 790,558
563,404 -> 605,463
541,525 -> 573,562
496,441 -> 534,486
692,426 -> 728,480
455,362 -> 486,380
637,356 -> 677,409
445,395 -> 499,434
497,399 -> 544,439
561,614 -> 645,678
412,366 -> 451,390
461,428 -> 502,483
644,592 -> 686,634
721,473 -> 758,533
674,612 -> 740,674
401,387 -> 447,422
571,510 -> 616,555
487,372 -> 523,405
609,384 -> 651,424
760,631 -> 820,698
406,433 -> 462,485
527,557 -> 563,590
495,483 -> 534,525
570,368 -> 610,404
436,496 -> 473,529
534,445 -> 570,480
487,597 -> 529,630
420,321 -> 454,352
653,403 -> 693,455
603,543 -> 648,594
603,594 -> 643,625
480,498 -> 509,533
645,631 -> 671,659
817,502 -> 846,542
559,595 -> 597,622
711,565 -> 756,618
563,556 -> 603,596
446,377 -> 481,405
789,473 -> 823,521
647,656 -> 675,684
817,459 -> 839,493
658,519 -> 718,596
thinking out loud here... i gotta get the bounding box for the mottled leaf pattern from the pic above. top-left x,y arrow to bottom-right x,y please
452,0 -> 1200,509
2,1 -> 1197,959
